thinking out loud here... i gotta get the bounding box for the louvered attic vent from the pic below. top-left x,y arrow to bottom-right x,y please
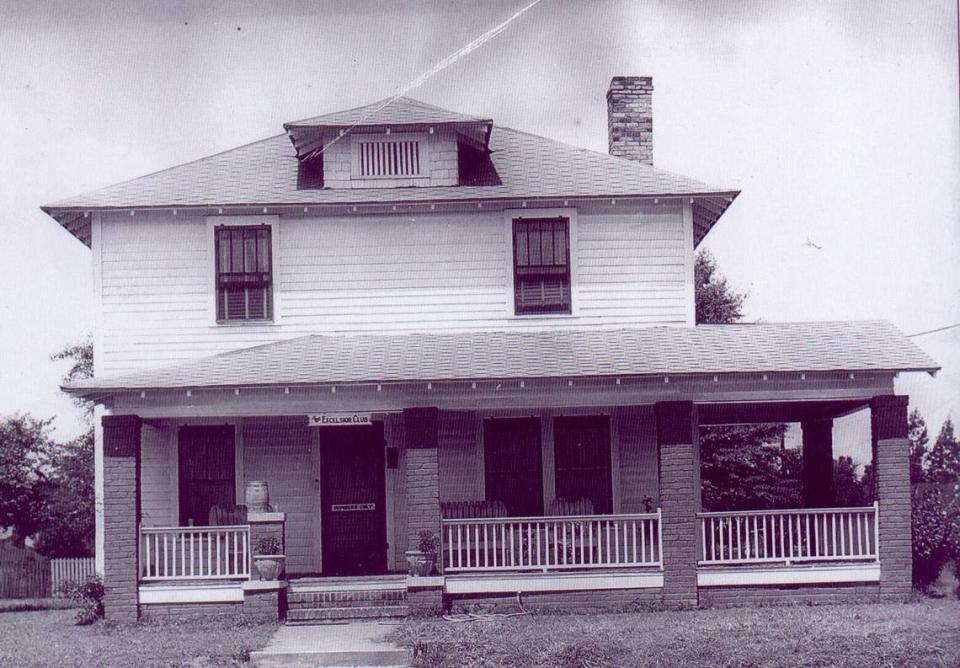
359,139 -> 421,177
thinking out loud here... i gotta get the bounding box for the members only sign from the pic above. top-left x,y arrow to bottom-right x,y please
308,413 -> 373,427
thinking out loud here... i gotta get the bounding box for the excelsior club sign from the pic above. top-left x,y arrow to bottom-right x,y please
308,412 -> 373,427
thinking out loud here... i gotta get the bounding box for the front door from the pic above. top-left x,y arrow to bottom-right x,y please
319,424 -> 387,575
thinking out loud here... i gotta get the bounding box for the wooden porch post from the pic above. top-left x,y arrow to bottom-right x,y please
101,414 -> 142,622
655,401 -> 699,607
871,394 -> 911,600
801,418 -> 835,507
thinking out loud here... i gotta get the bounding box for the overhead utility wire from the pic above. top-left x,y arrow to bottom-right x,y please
315,0 -> 544,155
906,323 -> 960,338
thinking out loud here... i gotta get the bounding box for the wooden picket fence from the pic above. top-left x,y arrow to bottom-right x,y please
50,557 -> 97,597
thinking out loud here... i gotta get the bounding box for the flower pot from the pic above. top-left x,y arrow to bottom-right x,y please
405,550 -> 435,577
253,554 -> 286,581
245,481 -> 270,512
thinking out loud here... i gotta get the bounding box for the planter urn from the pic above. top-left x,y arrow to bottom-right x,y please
253,554 -> 286,581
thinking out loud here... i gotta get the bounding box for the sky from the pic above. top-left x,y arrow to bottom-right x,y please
0,0 -> 957,457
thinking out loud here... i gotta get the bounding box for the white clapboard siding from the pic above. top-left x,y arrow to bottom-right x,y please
97,206 -> 691,375
241,417 -> 317,575
140,423 -> 174,527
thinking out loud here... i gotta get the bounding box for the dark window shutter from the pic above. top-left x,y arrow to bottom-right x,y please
215,225 -> 273,322
297,152 -> 324,189
513,218 -> 571,314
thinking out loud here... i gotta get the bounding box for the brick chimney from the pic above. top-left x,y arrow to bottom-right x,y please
607,76 -> 653,165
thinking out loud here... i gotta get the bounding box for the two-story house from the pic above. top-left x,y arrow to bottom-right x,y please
43,77 -> 937,621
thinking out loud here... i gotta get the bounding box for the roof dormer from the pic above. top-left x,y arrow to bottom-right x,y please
284,96 -> 498,190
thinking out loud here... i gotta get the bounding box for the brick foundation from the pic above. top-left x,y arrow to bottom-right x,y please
699,583 -> 880,608
448,588 -> 663,614
871,395 -> 912,601
243,588 -> 284,620
140,585 -> 284,620
408,586 -> 443,616
102,415 -> 142,622
656,402 -> 699,607
141,601 -> 243,618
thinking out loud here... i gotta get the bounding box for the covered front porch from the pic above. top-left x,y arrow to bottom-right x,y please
100,380 -> 908,619
75,323 -> 935,619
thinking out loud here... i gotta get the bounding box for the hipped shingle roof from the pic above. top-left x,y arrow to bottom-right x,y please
65,321 -> 938,395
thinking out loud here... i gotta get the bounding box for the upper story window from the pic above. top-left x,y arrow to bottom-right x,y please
513,217 -> 571,315
215,225 -> 273,322
355,136 -> 423,178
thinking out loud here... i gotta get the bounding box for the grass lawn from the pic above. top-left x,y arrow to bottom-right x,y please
389,598 -> 960,668
0,608 -> 277,668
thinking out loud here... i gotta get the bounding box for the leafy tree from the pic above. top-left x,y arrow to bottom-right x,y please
695,249 -> 745,325
50,337 -> 94,422
32,429 -> 95,557
30,338 -> 97,557
908,408 -> 930,484
927,418 -> 959,483
700,424 -> 799,510
834,455 -> 871,506
0,414 -> 55,547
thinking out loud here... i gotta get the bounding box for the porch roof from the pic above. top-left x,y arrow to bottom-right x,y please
65,320 -> 938,396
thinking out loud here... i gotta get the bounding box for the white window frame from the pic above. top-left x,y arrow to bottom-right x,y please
502,207 -> 579,318
206,216 -> 281,326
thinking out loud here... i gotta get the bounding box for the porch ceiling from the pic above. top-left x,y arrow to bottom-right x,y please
697,399 -> 868,425
65,321 -> 937,398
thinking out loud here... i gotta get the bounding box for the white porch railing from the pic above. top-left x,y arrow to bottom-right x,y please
139,526 -> 250,581
442,511 -> 662,573
698,503 -> 879,566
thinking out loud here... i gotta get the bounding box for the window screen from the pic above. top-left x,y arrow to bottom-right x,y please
178,425 -> 236,527
215,225 -> 272,322
554,415 -> 612,514
513,217 -> 571,314
483,418 -> 543,517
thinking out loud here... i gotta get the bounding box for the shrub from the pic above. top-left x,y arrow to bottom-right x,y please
912,486 -> 951,590
64,575 -> 104,625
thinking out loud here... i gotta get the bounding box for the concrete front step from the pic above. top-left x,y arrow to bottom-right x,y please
251,621 -> 412,667
287,605 -> 410,622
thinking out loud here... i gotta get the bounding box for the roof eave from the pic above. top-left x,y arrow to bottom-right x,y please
284,119 -> 494,158
42,190 -> 742,218
62,365 -> 939,399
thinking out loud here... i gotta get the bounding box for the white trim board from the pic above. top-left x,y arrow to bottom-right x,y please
139,583 -> 244,604
445,571 -> 663,595
697,563 -> 881,588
